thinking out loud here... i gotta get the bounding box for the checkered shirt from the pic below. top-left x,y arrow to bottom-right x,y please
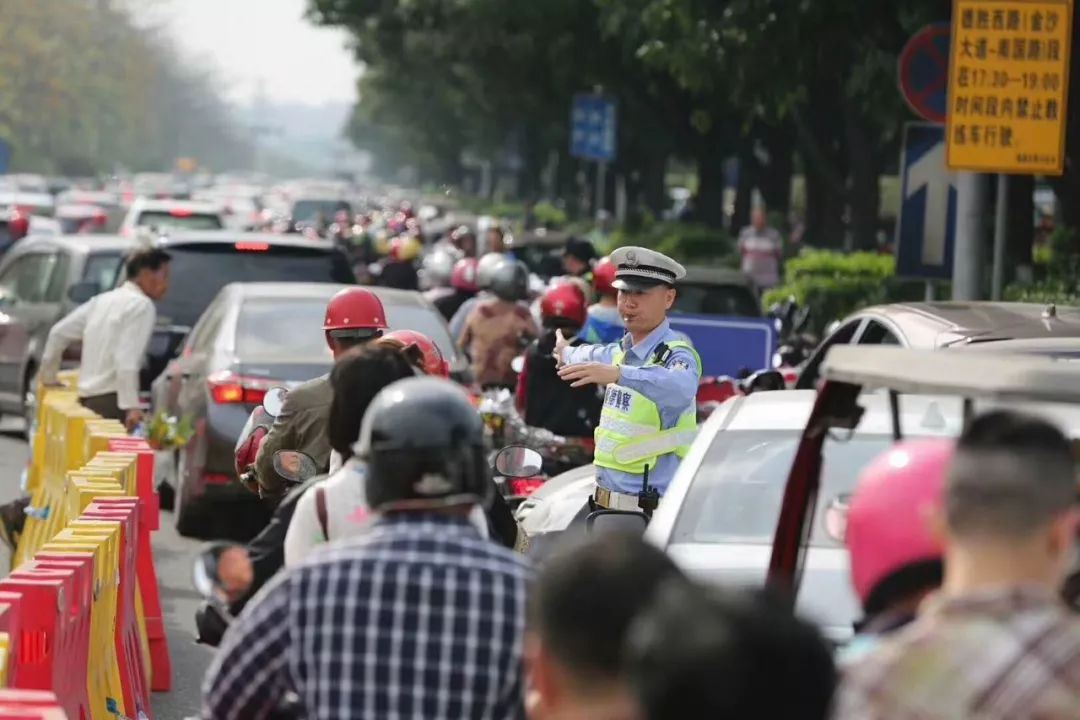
834,585 -> 1080,720
202,512 -> 532,720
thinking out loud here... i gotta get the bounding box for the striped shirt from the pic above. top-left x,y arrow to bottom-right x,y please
834,585 -> 1080,720
203,513 -> 532,720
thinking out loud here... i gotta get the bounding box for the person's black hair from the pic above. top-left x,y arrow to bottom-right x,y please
862,558 -> 943,619
327,345 -> 417,458
125,246 -> 171,279
529,534 -> 685,686
948,409 -> 1077,538
626,583 -> 836,720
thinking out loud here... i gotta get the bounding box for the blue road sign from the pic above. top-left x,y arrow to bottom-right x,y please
898,23 -> 951,123
0,139 -> 11,175
668,314 -> 778,377
570,94 -> 617,162
896,123 -> 958,281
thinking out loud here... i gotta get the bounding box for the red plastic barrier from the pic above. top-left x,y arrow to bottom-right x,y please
0,564 -> 90,720
103,440 -> 170,692
81,500 -> 151,719
0,689 -> 67,719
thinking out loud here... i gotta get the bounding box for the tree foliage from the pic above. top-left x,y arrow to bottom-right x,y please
0,0 -> 253,174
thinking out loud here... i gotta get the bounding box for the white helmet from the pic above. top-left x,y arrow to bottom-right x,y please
477,252 -> 506,290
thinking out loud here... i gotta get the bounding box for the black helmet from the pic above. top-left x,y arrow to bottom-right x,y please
489,258 -> 529,301
354,376 -> 490,511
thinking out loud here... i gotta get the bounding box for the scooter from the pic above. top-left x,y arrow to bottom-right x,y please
234,387 -> 289,495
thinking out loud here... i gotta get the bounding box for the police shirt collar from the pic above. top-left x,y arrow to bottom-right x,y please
621,319 -> 671,360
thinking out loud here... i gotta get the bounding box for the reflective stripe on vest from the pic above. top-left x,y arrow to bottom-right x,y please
593,339 -> 700,475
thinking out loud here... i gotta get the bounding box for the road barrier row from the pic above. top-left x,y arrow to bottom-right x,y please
0,378 -> 172,719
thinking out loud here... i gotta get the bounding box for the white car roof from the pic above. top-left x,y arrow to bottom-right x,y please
132,198 -> 223,214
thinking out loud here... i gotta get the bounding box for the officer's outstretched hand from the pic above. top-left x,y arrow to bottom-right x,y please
552,329 -> 571,366
558,362 -> 620,388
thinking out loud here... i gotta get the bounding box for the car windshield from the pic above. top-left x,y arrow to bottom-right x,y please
292,199 -> 350,225
137,210 -> 223,231
237,299 -> 330,360
671,429 -> 896,547
155,244 -> 355,328
384,303 -> 458,363
515,245 -> 564,279
673,282 -> 759,317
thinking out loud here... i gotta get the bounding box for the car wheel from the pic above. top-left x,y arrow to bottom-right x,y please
174,450 -> 207,538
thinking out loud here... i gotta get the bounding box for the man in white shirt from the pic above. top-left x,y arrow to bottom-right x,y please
737,206 -> 784,292
0,246 -> 171,552
39,245 -> 171,429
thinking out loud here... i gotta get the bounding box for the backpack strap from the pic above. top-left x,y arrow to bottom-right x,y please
315,486 -> 329,541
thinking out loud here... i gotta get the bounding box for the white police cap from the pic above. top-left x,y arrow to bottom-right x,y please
609,246 -> 686,291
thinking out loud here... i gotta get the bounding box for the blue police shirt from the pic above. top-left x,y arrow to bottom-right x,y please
561,318 -> 700,495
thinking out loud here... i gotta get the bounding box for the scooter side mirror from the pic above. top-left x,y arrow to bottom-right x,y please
273,450 -> 319,484
262,386 -> 289,418
192,541 -> 243,599
494,445 -> 543,478
585,509 -> 649,535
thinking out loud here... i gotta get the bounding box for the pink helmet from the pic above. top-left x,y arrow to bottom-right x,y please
845,438 -> 951,611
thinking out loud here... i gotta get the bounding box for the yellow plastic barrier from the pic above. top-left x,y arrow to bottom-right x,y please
6,370 -> 169,717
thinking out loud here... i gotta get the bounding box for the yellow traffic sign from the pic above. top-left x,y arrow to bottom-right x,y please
946,0 -> 1073,175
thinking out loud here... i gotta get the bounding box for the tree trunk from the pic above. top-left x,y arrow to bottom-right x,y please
1007,174 -> 1035,278
758,122 -> 795,218
844,100 -> 881,251
696,145 -> 728,229
731,139 -> 757,235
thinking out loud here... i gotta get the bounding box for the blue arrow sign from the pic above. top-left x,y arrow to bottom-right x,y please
570,94 -> 617,162
896,123 -> 957,281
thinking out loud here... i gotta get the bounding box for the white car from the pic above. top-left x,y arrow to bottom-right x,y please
519,388 -> 1080,641
120,198 -> 225,237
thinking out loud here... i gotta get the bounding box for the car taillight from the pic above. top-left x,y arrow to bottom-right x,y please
207,372 -> 278,405
234,241 -> 270,251
508,477 -> 545,497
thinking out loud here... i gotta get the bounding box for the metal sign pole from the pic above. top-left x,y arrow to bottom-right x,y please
596,161 -> 607,217
952,172 -> 988,300
991,173 -> 1010,300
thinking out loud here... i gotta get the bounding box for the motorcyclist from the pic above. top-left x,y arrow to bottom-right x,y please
378,235 -> 421,290
252,287 -> 388,500
434,257 -> 479,322
516,282 -> 602,438
449,251 -> 508,341
203,377 -> 531,720
579,256 -> 625,345
460,257 -> 538,389
839,438 -> 949,664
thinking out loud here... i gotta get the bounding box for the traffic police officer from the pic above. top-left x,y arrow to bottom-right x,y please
554,246 -> 700,512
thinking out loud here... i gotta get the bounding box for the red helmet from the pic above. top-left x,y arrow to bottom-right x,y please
593,256 -> 616,297
845,438 -> 951,611
540,283 -> 587,326
451,257 -> 479,292
323,288 -> 389,344
383,329 -> 449,377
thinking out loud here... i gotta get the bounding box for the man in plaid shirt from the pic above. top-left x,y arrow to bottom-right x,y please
835,410 -> 1080,719
202,377 -> 531,720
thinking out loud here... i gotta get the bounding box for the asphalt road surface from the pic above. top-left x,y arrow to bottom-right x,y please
0,418 -> 210,719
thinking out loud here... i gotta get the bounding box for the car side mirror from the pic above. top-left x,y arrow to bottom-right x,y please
67,280 -> 98,305
585,509 -> 649,535
0,289 -> 16,308
192,541 -> 243,599
743,370 -> 787,394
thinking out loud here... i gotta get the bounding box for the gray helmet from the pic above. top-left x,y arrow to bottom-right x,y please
489,258 -> 529,302
476,252 -> 506,290
354,376 -> 490,511
420,248 -> 458,289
